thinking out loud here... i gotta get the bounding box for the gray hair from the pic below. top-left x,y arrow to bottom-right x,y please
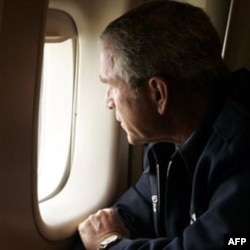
100,0 -> 229,97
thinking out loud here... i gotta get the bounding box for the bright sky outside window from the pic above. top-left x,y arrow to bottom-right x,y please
38,10 -> 77,202
38,39 -> 76,202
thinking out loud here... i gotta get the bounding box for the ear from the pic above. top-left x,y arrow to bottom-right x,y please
148,77 -> 168,115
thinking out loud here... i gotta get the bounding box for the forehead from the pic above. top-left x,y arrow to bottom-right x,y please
99,43 -> 116,83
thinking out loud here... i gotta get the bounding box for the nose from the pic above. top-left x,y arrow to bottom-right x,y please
105,86 -> 115,109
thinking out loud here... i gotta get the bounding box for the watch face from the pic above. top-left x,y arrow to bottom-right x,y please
99,234 -> 122,249
103,234 -> 119,243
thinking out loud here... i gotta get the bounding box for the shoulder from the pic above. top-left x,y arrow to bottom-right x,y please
227,68 -> 250,111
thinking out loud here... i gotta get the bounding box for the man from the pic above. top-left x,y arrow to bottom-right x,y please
77,1 -> 250,249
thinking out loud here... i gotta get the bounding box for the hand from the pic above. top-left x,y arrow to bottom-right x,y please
78,208 -> 130,250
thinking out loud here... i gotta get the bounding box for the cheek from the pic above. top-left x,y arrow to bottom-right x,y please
123,104 -> 148,129
114,94 -> 130,113
115,89 -> 152,125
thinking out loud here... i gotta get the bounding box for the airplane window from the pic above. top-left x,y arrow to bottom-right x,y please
38,10 -> 78,202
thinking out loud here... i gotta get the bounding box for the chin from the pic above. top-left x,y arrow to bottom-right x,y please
126,134 -> 138,145
127,137 -> 137,145
127,134 -> 147,145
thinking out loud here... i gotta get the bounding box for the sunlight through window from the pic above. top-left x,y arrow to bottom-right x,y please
38,38 -> 77,202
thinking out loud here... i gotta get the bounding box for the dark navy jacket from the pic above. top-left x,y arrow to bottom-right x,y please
110,69 -> 250,249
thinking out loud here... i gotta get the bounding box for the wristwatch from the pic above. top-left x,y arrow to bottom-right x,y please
99,234 -> 123,249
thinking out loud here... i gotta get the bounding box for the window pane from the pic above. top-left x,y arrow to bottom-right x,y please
38,39 -> 76,202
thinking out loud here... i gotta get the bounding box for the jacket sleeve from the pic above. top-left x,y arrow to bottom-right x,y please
112,171 -> 157,238
110,163 -> 250,250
